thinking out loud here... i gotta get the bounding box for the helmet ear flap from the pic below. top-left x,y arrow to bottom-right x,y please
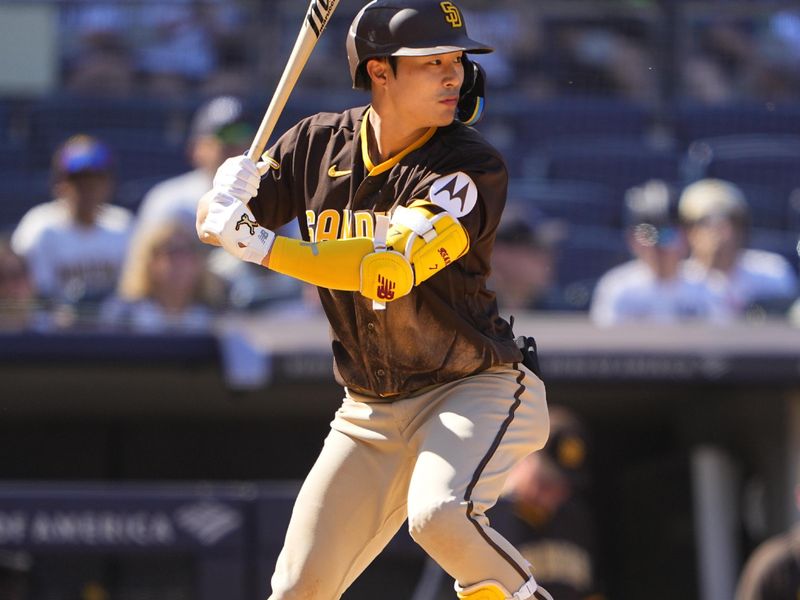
457,56 -> 486,126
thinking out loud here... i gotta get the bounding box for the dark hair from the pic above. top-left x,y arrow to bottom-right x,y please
356,56 -> 399,91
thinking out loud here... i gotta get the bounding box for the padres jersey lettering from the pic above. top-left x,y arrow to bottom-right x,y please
250,106 -> 521,397
305,208 -> 375,241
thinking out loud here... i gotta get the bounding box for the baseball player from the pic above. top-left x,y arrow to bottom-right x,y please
197,2 -> 551,599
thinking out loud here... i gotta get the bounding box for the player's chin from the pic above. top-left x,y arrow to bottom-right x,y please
433,105 -> 458,126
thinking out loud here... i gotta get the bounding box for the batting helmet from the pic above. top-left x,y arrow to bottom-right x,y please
347,0 -> 492,124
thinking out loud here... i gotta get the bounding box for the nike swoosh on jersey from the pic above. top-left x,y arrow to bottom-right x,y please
260,154 -> 281,170
328,165 -> 352,178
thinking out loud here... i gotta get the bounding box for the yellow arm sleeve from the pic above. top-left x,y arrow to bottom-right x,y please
267,237 -> 371,290
262,200 -> 467,301
266,236 -> 414,302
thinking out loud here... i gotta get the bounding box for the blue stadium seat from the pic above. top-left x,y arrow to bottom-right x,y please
507,178 -> 619,227
116,174 -> 173,213
749,228 -> 800,273
525,136 -> 681,208
0,169 -> 51,231
552,224 -> 629,309
0,140 -> 31,172
242,90 -> 363,147
0,101 -> 9,139
519,98 -> 652,143
727,183 -> 792,231
476,98 -> 653,179
788,189 -> 800,232
682,134 -> 800,230
675,103 -> 800,148
27,95 -> 191,168
95,129 -> 189,182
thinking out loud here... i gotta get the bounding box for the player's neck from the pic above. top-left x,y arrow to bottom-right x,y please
367,105 -> 427,164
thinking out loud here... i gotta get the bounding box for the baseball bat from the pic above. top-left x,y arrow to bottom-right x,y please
246,0 -> 342,166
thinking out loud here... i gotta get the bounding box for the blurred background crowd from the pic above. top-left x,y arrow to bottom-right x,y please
0,0 -> 799,332
1,1 -> 800,600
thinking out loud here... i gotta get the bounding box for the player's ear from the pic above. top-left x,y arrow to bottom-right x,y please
366,58 -> 390,88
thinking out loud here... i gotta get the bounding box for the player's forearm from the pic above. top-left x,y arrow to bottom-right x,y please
198,154 -> 468,302
265,236 -> 372,291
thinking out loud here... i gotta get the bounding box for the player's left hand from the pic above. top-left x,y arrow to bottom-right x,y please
200,192 -> 276,265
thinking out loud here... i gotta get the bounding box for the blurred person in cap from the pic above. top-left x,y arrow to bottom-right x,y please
135,95 -> 299,309
492,406 -> 606,600
135,95 -> 253,231
680,178 -> 798,315
489,207 -> 564,311
101,218 -> 223,333
10,134 -> 131,309
590,179 -> 731,326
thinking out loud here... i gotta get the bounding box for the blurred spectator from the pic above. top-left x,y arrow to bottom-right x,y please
0,550 -> 31,600
136,2 -> 217,98
493,406 -> 605,600
590,180 -> 730,326
684,10 -> 800,105
552,21 -> 657,103
199,35 -> 252,97
680,179 -> 799,316
489,209 -> 564,311
735,484 -> 800,600
102,219 -> 222,333
135,95 -> 252,232
61,2 -> 135,97
133,95 -> 299,309
0,238 -> 42,331
682,54 -> 736,105
10,135 -> 132,309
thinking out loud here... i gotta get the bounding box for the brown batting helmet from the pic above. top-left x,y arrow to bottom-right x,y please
346,0 -> 493,90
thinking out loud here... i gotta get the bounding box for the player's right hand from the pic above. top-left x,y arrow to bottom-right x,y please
199,192 -> 276,266
212,155 -> 269,204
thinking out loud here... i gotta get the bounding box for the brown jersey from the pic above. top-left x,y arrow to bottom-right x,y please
250,105 -> 522,398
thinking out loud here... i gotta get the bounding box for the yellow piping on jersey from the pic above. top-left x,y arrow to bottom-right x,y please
360,107 -> 437,177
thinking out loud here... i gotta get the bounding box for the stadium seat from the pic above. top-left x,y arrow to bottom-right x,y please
788,189 -> 800,232
0,140 -> 31,172
96,129 -> 189,182
507,178 -> 619,227
525,136 -> 681,208
519,98 -> 652,143
725,183 -> 793,231
476,98 -> 654,179
27,95 -> 191,168
0,101 -> 9,139
115,174 -> 176,213
0,169 -> 51,231
749,227 -> 800,273
682,134 -> 800,230
674,103 -> 800,148
553,224 -> 630,310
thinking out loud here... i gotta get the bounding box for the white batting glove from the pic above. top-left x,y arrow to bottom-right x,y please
201,193 -> 276,265
212,155 -> 268,204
